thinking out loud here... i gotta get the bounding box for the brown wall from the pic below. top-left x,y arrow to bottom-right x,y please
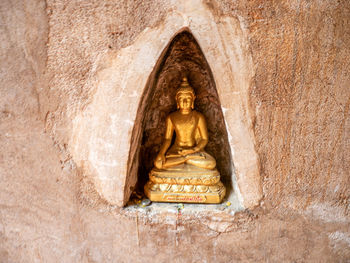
226,0 -> 350,210
0,0 -> 349,261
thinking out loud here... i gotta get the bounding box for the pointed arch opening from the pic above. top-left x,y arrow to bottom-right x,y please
125,29 -> 234,203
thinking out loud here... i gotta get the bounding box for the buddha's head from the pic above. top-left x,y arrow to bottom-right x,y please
176,77 -> 196,111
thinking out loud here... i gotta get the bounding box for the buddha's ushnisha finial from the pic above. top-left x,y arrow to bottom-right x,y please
176,77 -> 195,98
181,77 -> 190,87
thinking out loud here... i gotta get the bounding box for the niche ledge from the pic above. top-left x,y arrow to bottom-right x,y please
120,204 -> 245,228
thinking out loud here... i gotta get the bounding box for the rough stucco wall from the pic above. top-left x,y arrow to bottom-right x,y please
43,0 -> 167,143
0,0 -> 82,261
0,0 -> 349,262
0,0 -> 47,122
212,0 -> 350,212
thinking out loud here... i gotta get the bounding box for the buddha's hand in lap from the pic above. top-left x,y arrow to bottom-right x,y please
179,149 -> 206,161
154,154 -> 166,169
156,154 -> 166,163
178,148 -> 198,156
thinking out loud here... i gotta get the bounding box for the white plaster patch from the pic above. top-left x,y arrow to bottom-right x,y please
329,231 -> 350,247
306,202 -> 350,223
334,184 -> 340,193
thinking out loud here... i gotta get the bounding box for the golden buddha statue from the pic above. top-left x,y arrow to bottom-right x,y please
144,77 -> 226,203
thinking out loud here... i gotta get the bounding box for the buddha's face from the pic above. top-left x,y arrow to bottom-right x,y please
176,91 -> 195,111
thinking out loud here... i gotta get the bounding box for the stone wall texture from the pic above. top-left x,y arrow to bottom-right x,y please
0,0 -> 349,262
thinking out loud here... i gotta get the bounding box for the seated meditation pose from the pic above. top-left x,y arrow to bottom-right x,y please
144,77 -> 226,203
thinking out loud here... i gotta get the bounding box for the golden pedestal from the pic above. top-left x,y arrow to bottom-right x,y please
144,164 -> 226,203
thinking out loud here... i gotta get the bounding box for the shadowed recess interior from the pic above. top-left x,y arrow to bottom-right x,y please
128,30 -> 233,200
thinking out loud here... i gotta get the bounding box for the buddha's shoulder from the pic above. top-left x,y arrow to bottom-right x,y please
167,111 -> 178,121
192,110 -> 205,119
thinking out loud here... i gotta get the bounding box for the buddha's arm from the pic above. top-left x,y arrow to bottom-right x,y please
155,116 -> 174,163
194,113 -> 208,151
158,139 -> 171,156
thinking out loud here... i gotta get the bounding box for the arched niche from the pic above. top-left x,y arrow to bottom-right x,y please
128,30 -> 233,199
70,4 -> 262,209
